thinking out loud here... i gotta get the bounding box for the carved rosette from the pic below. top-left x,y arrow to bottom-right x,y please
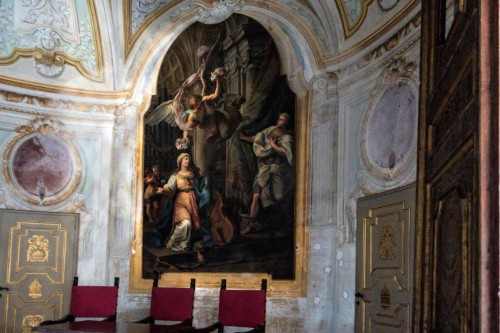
1,116 -> 83,207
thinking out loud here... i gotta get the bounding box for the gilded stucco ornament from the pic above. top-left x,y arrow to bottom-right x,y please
33,28 -> 64,77
0,0 -> 103,81
22,315 -> 44,333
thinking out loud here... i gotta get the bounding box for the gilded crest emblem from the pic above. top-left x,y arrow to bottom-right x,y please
27,235 -> 49,262
379,224 -> 397,260
22,314 -> 44,332
29,279 -> 43,298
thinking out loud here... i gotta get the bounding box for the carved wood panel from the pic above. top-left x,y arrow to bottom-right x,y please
415,0 -> 483,332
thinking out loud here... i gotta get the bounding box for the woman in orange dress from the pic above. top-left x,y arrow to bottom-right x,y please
156,153 -> 201,251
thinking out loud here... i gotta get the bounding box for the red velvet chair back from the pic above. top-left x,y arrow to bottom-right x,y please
150,286 -> 195,321
218,279 -> 267,330
69,277 -> 119,319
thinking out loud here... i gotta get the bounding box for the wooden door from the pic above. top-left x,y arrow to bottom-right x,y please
415,0 -> 498,332
0,209 -> 79,333
355,183 -> 416,333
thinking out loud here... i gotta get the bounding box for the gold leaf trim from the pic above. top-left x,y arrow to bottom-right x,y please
335,0 -> 374,38
0,0 -> 104,82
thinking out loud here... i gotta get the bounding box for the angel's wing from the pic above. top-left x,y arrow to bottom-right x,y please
201,32 -> 224,96
144,100 -> 178,126
144,99 -> 194,131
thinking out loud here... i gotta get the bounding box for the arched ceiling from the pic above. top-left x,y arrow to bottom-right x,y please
0,0 -> 419,96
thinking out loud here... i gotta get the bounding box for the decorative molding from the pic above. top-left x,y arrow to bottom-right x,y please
277,0 -> 327,48
0,89 -> 118,114
335,0 -> 374,38
0,76 -> 129,99
323,1 -> 420,67
0,0 -> 104,81
68,194 -> 94,258
130,0 -> 171,34
311,73 -> 338,125
22,315 -> 44,332
13,0 -> 79,42
125,0 -> 329,59
335,13 -> 421,81
124,0 -> 195,57
377,0 -> 400,11
1,116 -> 83,207
359,57 -> 418,182
197,0 -> 244,24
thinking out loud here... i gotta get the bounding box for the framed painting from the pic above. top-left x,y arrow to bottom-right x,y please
130,14 -> 309,296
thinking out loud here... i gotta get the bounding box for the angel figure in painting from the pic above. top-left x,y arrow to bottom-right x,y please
144,32 -> 222,130
145,34 -> 247,179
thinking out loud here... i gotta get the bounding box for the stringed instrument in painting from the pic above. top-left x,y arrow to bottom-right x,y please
209,191 -> 234,246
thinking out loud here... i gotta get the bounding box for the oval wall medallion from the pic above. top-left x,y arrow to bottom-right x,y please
359,58 -> 418,182
2,117 -> 83,207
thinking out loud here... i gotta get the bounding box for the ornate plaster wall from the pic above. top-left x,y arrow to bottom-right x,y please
0,1 -> 421,332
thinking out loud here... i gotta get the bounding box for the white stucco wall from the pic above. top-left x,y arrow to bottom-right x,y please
0,1 -> 421,332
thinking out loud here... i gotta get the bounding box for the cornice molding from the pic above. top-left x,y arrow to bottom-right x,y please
324,0 -> 419,66
0,88 -> 122,115
334,11 -> 420,82
0,76 -> 129,99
